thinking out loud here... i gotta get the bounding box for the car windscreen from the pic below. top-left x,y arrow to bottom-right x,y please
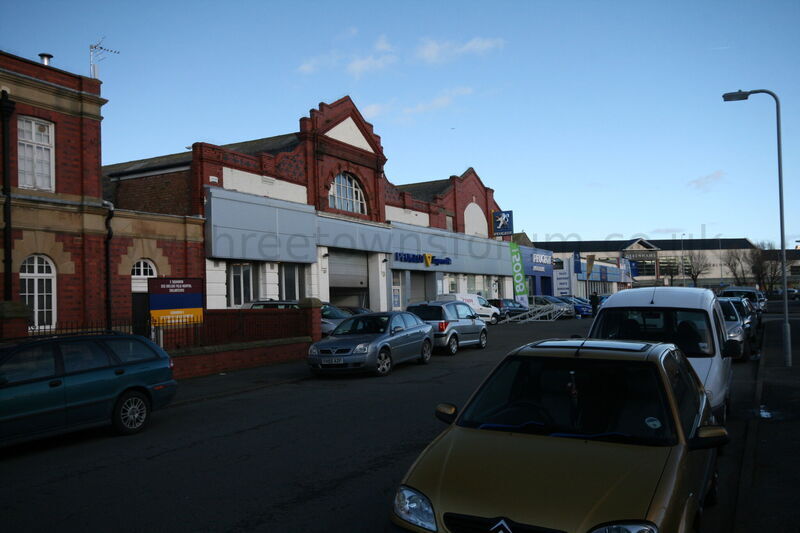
721,290 -> 756,301
407,306 -> 444,321
719,300 -> 739,322
322,305 -> 351,319
332,315 -> 390,335
590,307 -> 715,357
730,300 -> 750,318
458,356 -> 676,446
543,296 -> 563,304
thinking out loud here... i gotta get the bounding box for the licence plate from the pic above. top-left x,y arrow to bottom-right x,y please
322,357 -> 344,364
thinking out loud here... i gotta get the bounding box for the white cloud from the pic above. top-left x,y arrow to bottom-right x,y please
375,35 -> 393,52
416,37 -> 505,64
347,54 -> 397,78
404,87 -> 474,115
361,103 -> 387,119
297,51 -> 341,74
346,27 -> 358,38
688,170 -> 725,191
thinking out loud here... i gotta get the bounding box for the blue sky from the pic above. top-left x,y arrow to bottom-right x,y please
3,0 -> 798,247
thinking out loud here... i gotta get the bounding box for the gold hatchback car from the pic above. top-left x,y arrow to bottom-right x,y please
391,339 -> 728,533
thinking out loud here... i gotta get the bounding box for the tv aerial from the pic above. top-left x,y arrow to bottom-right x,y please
89,38 -> 119,79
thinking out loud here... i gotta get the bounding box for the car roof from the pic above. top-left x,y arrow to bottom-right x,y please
0,331 -> 146,352
513,338 -> 671,363
600,287 -> 716,310
408,301 -> 452,307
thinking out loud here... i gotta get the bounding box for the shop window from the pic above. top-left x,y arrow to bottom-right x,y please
467,274 -> 476,293
280,263 -> 305,300
131,259 -> 157,293
18,117 -> 54,191
228,262 -> 258,307
392,271 -> 403,310
790,265 -> 800,276
635,260 -> 657,277
328,173 -> 367,215
553,258 -> 564,270
449,276 -> 457,293
20,254 -> 56,329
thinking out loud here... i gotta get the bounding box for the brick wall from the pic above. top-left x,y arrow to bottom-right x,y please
110,170 -> 192,215
171,340 -> 309,379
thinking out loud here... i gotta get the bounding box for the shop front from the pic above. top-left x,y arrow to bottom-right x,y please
519,246 -> 554,296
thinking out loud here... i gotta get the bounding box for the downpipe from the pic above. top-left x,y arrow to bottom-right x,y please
103,200 -> 114,331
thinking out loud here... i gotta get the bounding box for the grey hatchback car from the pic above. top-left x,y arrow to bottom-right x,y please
1,333 -> 177,447
406,301 -> 488,356
307,312 -> 434,376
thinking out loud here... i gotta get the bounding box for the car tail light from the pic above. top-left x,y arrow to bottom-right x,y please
438,321 -> 449,332
169,358 -> 174,369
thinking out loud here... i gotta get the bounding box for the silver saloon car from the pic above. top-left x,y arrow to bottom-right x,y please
307,312 -> 434,376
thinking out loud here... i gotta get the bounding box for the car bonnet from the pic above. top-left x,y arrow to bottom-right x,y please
403,425 -> 671,531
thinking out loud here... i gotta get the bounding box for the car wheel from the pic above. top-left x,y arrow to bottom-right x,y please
490,314 -> 499,325
477,330 -> 488,349
446,335 -> 459,356
418,340 -> 432,364
113,390 -> 151,435
375,349 -> 393,376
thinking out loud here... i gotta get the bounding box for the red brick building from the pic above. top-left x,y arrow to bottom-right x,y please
0,50 -> 203,332
104,97 -> 513,311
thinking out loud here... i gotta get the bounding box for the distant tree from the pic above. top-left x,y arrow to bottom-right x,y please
746,241 -> 783,292
723,250 -> 749,286
686,251 -> 712,287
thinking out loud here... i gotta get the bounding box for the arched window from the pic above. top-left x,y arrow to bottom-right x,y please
131,259 -> 157,293
328,173 -> 367,215
20,254 -> 56,329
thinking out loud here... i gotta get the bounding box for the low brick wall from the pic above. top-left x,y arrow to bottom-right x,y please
170,336 -> 310,379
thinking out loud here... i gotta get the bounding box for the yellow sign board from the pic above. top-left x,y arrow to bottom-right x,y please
150,308 -> 204,325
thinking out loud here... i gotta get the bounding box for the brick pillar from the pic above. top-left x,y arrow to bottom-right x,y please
0,301 -> 30,339
299,297 -> 322,342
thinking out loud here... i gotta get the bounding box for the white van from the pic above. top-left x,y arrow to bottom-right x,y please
437,293 -> 501,325
588,287 -> 737,424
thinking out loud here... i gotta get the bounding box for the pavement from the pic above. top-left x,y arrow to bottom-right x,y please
168,313 -> 800,532
733,314 -> 800,533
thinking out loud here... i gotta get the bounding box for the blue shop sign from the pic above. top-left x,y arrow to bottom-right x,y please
519,246 -> 554,277
492,210 -> 514,236
394,252 -> 452,267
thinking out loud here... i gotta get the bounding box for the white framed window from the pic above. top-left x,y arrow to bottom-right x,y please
131,259 -> 157,293
228,262 -> 257,307
328,173 -> 367,215
18,117 -> 55,191
279,263 -> 305,301
20,254 -> 57,329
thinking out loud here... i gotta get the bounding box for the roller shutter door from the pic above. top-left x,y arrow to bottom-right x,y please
410,271 -> 426,302
328,249 -> 368,288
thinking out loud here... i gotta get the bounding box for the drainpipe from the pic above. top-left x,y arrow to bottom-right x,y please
1,91 -> 15,301
103,200 -> 114,330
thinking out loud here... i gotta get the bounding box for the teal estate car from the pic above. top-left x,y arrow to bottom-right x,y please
1,333 -> 177,447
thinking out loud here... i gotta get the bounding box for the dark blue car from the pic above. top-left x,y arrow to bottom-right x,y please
0,333 -> 177,447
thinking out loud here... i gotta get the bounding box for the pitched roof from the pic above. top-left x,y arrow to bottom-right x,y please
103,133 -> 300,177
395,179 -> 452,203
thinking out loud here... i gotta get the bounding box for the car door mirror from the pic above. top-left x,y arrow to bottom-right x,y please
722,339 -> 740,358
469,314 -> 479,320
688,425 -> 729,450
392,326 -> 404,335
435,403 -> 458,424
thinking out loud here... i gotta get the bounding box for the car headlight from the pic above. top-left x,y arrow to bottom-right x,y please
589,524 -> 657,533
728,326 -> 743,338
308,345 -> 318,356
353,343 -> 370,354
394,485 -> 436,531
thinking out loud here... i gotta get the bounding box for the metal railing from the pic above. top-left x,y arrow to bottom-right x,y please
498,304 -> 566,323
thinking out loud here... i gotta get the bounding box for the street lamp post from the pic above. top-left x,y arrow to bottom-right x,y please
723,89 -> 792,367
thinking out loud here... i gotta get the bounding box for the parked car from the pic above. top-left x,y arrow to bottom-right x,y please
719,287 -> 763,314
437,293 -> 500,325
243,300 -> 300,309
407,301 -> 488,355
340,306 -> 372,315
307,312 -> 433,376
0,333 -> 177,447
532,295 -> 575,318
320,303 -> 352,336
718,297 -> 749,359
588,287 -> 737,424
727,297 -> 759,347
555,296 -> 593,317
487,298 -> 528,320
392,339 -> 727,533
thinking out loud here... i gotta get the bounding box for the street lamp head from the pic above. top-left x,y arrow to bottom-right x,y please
723,90 -> 750,102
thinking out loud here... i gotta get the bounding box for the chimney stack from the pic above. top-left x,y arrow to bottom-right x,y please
38,53 -> 53,66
